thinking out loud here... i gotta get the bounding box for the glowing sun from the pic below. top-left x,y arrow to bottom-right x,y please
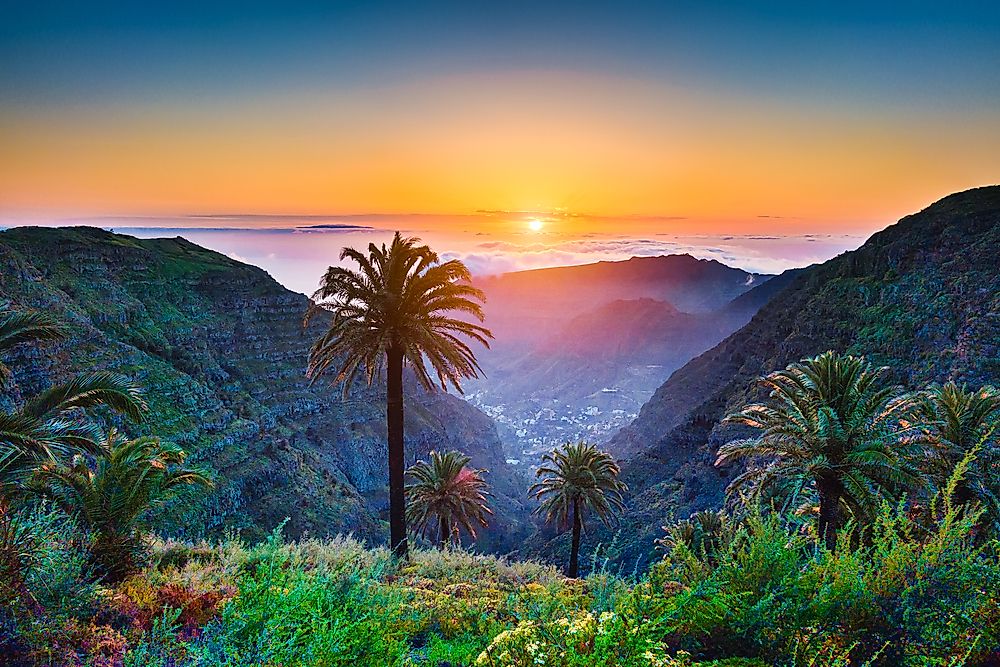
527,218 -> 544,232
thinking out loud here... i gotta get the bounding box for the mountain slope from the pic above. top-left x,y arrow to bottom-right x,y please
469,298 -> 763,457
601,186 -> 1000,564
0,227 -> 527,548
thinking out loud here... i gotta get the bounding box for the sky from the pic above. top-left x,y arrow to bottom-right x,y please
1,2 -> 998,286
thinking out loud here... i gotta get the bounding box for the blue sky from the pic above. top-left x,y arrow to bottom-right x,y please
5,2 -> 999,108
1,1 -> 998,229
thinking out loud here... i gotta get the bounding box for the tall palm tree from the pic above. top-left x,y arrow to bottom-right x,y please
0,310 -> 147,497
31,430 -> 212,582
716,351 -> 923,550
304,232 -> 492,558
530,441 -> 627,578
405,449 -> 492,548
913,382 -> 1000,527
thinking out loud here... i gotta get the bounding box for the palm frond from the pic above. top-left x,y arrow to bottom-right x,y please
530,441 -> 627,531
0,310 -> 68,386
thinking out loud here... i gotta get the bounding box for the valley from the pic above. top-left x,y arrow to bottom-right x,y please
5,186 -> 998,568
464,256 -> 774,466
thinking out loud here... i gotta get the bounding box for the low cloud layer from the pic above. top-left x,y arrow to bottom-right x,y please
52,225 -> 866,295
441,234 -> 865,277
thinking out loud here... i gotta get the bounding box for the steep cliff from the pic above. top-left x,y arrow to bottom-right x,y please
0,227 -> 526,547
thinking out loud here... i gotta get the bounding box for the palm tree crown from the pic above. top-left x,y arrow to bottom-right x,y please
913,382 -> 1000,529
406,450 -> 492,548
304,232 -> 492,394
915,382 -> 1000,453
32,430 -> 212,582
716,350 -> 922,549
304,232 -> 492,559
530,441 -> 627,577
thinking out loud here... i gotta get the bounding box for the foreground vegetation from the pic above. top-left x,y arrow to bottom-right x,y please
4,487 -> 1000,666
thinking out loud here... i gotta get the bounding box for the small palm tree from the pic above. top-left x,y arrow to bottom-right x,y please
530,441 -> 627,578
32,430 -> 212,582
716,351 -> 923,550
656,510 -> 731,561
405,450 -> 492,548
304,232 -> 492,558
0,310 -> 147,609
0,310 -> 147,497
914,382 -> 1000,527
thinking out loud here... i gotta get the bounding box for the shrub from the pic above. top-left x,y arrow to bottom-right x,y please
2,504 -> 95,612
649,498 -> 1000,665
474,609 -> 670,667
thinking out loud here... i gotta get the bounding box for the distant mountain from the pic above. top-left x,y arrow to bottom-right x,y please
539,298 -> 687,359
466,255 -> 773,461
475,254 -> 769,347
605,186 -> 1000,565
0,227 -> 528,550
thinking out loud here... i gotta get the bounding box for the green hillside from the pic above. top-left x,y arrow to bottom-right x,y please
0,227 -> 526,546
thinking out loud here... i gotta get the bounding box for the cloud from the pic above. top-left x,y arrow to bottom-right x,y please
444,250 -> 587,275
445,233 -> 866,276
92,224 -> 867,294
291,224 -> 374,232
446,238 -> 705,276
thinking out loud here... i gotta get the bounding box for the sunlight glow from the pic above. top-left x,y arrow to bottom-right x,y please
528,219 -> 544,232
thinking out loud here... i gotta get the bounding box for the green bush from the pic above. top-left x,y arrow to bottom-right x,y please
2,504 -> 97,618
649,500 -> 1000,665
6,495 -> 1000,666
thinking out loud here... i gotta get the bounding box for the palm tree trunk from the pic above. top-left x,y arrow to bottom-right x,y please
569,496 -> 582,578
439,515 -> 451,549
387,345 -> 408,559
817,478 -> 843,551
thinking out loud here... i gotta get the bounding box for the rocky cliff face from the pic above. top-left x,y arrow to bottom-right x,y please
607,186 -> 1000,565
0,227 -> 527,547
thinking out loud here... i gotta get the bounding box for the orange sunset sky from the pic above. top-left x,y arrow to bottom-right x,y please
2,3 -> 999,239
